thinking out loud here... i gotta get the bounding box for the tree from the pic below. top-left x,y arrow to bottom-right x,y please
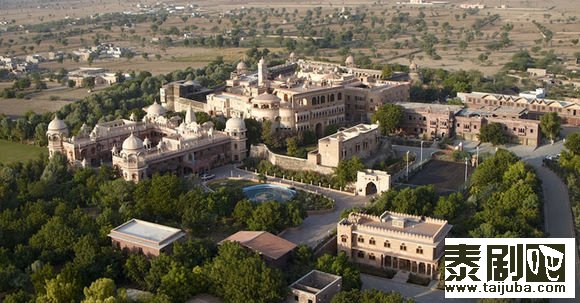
371,104 -> 403,135
205,242 -> 286,303
478,123 -> 508,146
158,264 -> 196,302
82,278 -> 125,303
316,253 -> 361,290
540,112 -> 561,143
124,254 -> 150,289
286,136 -> 306,158
37,274 -> 79,303
334,156 -> 365,187
433,192 -> 463,220
564,132 -> 580,154
82,77 -> 96,90
67,80 -> 76,88
232,199 -> 254,226
331,289 -> 408,303
381,65 -> 393,79
247,201 -> 286,233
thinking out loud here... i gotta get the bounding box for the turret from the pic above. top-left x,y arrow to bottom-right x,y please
46,114 -> 69,159
258,57 -> 267,87
225,117 -> 247,162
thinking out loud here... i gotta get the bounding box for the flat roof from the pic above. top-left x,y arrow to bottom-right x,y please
221,231 -> 297,260
340,211 -> 452,241
109,219 -> 185,250
319,123 -> 378,142
290,270 -> 341,295
397,102 -> 463,114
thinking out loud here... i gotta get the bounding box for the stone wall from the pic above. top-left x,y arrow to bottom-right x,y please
250,144 -> 335,174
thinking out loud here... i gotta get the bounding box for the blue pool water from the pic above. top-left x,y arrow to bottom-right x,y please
242,184 -> 296,203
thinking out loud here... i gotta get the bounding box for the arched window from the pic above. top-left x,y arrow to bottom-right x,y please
384,240 -> 391,248
369,238 -> 376,245
357,236 -> 364,243
416,246 -> 423,254
400,243 -> 407,251
330,94 -> 335,102
341,235 -> 348,243
338,93 -> 342,100
321,96 -> 326,103
357,251 -> 365,258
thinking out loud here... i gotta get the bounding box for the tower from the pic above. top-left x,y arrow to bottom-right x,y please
113,133 -> 148,182
258,57 -> 267,87
225,117 -> 247,162
46,115 -> 69,159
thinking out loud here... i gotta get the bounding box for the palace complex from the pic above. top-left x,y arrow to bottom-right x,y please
46,103 -> 247,182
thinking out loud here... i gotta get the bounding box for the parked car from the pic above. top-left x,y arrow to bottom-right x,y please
200,173 -> 215,181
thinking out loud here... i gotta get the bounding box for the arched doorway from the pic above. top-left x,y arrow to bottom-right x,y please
315,123 -> 323,138
365,182 -> 377,195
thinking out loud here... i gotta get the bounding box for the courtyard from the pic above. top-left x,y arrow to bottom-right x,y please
404,160 -> 475,195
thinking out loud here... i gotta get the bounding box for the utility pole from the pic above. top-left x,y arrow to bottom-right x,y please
420,140 -> 424,167
406,150 -> 410,181
464,157 -> 469,189
476,146 -> 479,167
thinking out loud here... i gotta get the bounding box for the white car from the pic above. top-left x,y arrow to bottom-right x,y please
200,173 -> 215,181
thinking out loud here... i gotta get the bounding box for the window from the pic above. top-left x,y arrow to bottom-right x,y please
338,93 -> 342,100
308,300 -> 313,303
369,238 -> 376,245
357,236 -> 364,243
357,251 -> 365,258
384,240 -> 391,248
416,246 -> 423,254
294,295 -> 299,301
369,254 -> 376,260
400,243 -> 407,251
341,235 -> 348,243
530,129 -> 533,133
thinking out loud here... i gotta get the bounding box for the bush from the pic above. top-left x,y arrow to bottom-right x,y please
451,150 -> 470,162
407,273 -> 431,286
49,95 -> 60,101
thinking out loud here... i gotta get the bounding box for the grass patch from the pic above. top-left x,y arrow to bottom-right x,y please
407,273 -> 431,286
0,140 -> 46,164
356,264 -> 396,279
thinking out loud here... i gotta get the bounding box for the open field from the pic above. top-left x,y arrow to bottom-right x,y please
0,0 -> 577,77
0,81 -> 102,117
404,159 -> 474,194
0,140 -> 46,164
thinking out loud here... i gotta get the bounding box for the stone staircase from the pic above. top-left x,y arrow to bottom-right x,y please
392,270 -> 410,284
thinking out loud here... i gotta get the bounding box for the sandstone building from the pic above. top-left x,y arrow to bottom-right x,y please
458,91 -> 580,126
201,55 -> 409,137
47,104 -> 247,182
337,211 -> 452,278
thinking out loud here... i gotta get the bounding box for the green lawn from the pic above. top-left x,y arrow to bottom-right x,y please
0,140 -> 46,164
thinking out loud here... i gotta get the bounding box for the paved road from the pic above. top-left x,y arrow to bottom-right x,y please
209,164 -> 369,248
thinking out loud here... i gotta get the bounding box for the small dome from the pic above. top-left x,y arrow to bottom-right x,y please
253,92 -> 281,104
143,137 -> 151,147
225,117 -> 246,131
289,52 -> 296,60
122,133 -> 144,152
345,55 -> 355,65
237,61 -> 247,70
48,115 -> 68,132
146,101 -> 167,117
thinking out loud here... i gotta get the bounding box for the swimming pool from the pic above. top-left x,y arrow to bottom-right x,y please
242,184 -> 296,203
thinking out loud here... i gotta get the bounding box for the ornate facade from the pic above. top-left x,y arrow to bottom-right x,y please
337,211 -> 452,278
47,103 -> 247,182
203,55 -> 410,137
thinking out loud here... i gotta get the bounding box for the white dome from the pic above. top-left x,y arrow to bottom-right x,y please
146,102 -> 167,117
48,115 -> 68,132
253,92 -> 281,103
122,133 -> 144,152
345,55 -> 355,64
237,61 -> 247,70
225,117 -> 246,131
